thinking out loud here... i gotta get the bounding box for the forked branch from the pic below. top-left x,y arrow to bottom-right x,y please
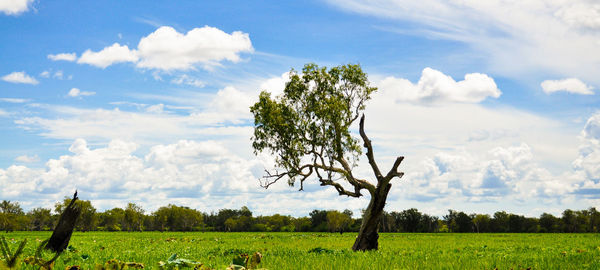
359,114 -> 383,180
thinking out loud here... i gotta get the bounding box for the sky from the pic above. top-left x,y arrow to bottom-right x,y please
1,0 -> 599,218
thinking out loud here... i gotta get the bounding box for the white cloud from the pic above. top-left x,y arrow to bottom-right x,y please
75,26 -> 253,71
0,139 -> 266,211
10,73 -> 598,214
170,74 -> 205,87
378,67 -> 501,104
381,112 -> 600,209
53,70 -> 64,80
145,103 -> 165,114
555,3 -> 600,30
398,142 -> 582,204
541,78 -> 594,95
15,154 -> 39,163
4,112 -> 599,215
326,0 -> 600,84
0,109 -> 8,117
40,70 -> 67,80
0,98 -> 28,103
136,26 -> 253,71
77,43 -> 139,68
67,88 -> 96,97
0,0 -> 33,15
47,53 -> 77,62
14,98 -> 253,144
259,72 -> 289,97
206,86 -> 254,122
1,71 -> 38,85
363,82 -> 579,176
573,113 -> 600,181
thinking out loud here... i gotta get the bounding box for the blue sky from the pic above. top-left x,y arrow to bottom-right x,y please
1,0 -> 599,217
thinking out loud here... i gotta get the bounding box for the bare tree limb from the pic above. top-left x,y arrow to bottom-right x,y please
384,156 -> 405,183
359,114 -> 383,181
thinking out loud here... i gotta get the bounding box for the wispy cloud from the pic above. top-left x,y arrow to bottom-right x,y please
47,53 -> 77,62
15,154 -> 39,163
0,98 -> 29,103
67,88 -> 96,98
326,0 -> 600,84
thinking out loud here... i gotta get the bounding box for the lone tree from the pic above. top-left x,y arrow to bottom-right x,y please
250,63 -> 404,251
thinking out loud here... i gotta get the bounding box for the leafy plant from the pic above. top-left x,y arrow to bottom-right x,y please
227,252 -> 263,270
0,236 -> 26,268
158,253 -> 208,269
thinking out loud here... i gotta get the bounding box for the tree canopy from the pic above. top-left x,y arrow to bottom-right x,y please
250,63 -> 406,251
250,63 -> 378,196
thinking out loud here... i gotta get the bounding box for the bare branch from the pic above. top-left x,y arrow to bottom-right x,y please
384,156 -> 405,182
319,178 -> 362,197
336,156 -> 376,195
359,114 -> 383,181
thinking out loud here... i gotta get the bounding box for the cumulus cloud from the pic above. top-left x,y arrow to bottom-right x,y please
1,71 -> 38,85
67,88 -> 95,97
206,86 -> 254,121
541,78 -> 594,95
0,139 -> 265,210
47,53 -> 77,62
326,0 -> 600,84
390,112 -> 600,206
259,72 -> 289,97
15,154 -> 39,163
136,26 -> 253,71
75,26 -> 253,71
0,0 -> 33,15
400,143 -> 580,204
77,43 -> 139,69
555,3 -> 600,30
573,113 -> 600,182
378,67 -> 501,104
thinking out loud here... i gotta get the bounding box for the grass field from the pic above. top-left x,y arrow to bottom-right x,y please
1,232 -> 599,269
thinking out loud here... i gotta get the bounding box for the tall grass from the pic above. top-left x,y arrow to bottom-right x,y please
1,232 -> 598,269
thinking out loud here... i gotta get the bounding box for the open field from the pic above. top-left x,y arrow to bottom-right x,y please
1,232 -> 599,269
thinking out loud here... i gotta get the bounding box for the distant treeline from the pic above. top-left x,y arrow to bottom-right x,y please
1,199 -> 598,233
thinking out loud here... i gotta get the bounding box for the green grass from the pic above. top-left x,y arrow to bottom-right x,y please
1,232 -> 599,269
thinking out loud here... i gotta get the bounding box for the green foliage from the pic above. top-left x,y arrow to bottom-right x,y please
124,203 -> 145,232
0,236 -> 26,268
158,253 -> 204,269
326,210 -> 352,233
250,63 -> 376,186
0,201 -> 25,233
227,252 -> 262,270
27,207 -> 54,231
153,205 -> 204,232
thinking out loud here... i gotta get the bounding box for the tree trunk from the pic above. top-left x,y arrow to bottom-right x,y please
352,183 -> 391,251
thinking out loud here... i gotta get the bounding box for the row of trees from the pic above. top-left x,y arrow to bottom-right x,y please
1,199 -> 599,233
